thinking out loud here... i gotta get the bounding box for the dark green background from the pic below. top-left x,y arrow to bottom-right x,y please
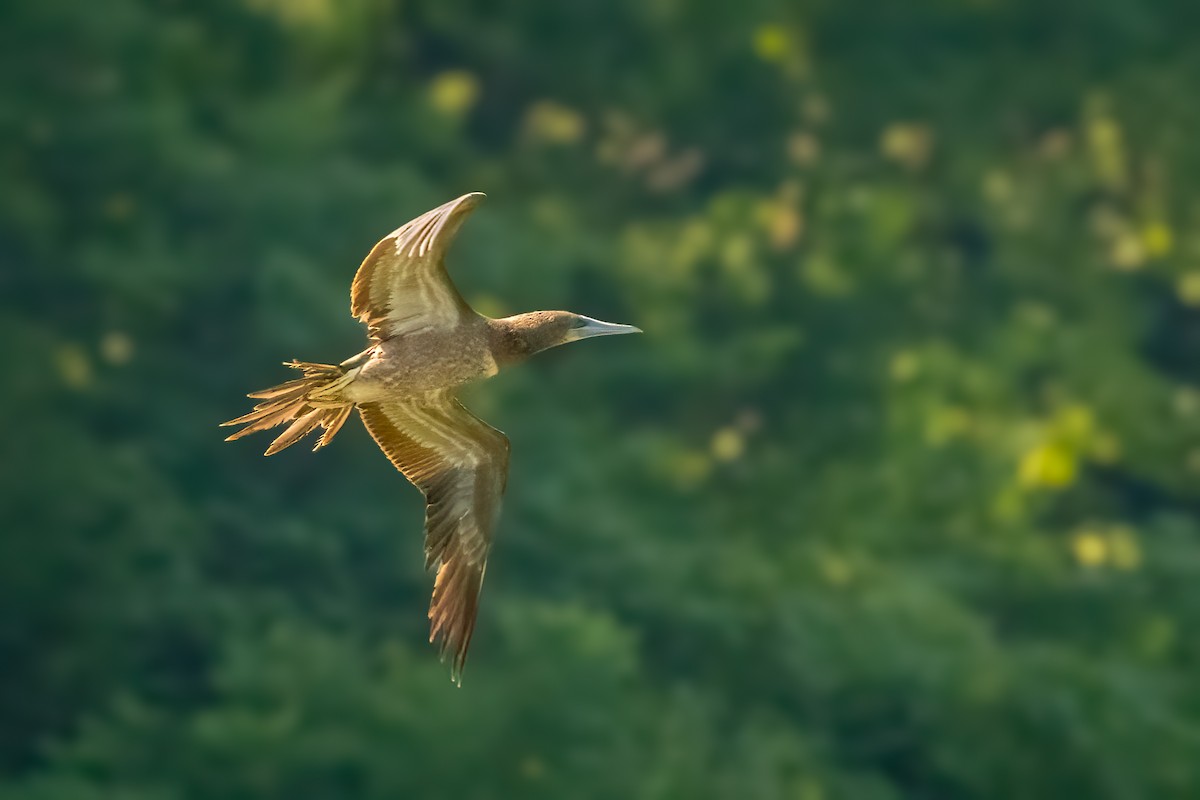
4,1 -> 1200,797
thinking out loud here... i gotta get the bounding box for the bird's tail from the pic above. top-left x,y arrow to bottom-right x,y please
221,361 -> 354,455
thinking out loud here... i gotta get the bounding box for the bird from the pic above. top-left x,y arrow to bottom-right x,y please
222,192 -> 640,683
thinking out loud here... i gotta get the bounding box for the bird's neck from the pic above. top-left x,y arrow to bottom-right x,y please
486,313 -> 564,366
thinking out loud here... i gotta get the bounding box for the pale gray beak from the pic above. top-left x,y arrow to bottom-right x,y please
568,315 -> 643,341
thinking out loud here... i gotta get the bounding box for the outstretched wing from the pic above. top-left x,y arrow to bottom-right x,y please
350,192 -> 484,341
358,391 -> 510,683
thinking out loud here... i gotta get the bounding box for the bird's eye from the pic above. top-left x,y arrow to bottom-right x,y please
571,317 -> 589,329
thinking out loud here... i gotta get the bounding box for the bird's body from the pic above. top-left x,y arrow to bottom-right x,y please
340,322 -> 497,404
223,193 -> 639,682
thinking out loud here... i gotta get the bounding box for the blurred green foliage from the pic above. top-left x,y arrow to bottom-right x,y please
4,0 -> 1200,797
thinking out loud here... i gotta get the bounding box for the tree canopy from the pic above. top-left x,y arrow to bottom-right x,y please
3,0 -> 1200,797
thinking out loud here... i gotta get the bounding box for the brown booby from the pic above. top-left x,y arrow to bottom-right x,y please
222,193 -> 640,682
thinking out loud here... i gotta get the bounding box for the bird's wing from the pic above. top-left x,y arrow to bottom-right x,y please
358,391 -> 510,682
350,192 -> 484,341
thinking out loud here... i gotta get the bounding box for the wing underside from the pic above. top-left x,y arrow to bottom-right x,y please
350,193 -> 484,341
358,393 -> 510,682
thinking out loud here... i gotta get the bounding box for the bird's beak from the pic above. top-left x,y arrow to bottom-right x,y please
568,315 -> 643,341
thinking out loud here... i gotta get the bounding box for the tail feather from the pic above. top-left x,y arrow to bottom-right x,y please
222,361 -> 353,455
263,407 -> 327,455
316,405 -> 353,450
246,378 -> 311,400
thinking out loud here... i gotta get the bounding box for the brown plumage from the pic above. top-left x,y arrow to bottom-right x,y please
222,193 -> 640,683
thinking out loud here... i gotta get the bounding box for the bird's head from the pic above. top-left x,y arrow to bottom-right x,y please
490,311 -> 641,363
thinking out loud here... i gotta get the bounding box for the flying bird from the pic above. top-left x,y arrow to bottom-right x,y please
222,193 -> 640,682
